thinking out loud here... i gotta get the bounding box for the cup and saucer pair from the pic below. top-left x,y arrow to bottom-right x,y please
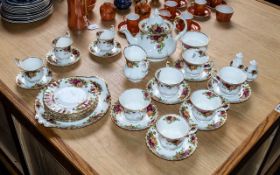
15,57 -> 52,89
179,89 -> 229,130
111,89 -> 158,131
208,66 -> 252,103
89,27 -> 121,58
46,33 -> 81,67
175,49 -> 213,81
146,66 -> 191,105
146,114 -> 198,160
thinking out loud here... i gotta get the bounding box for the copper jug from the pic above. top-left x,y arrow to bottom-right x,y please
67,0 -> 88,30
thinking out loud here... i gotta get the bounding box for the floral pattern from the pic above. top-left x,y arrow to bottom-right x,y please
147,130 -> 158,149
67,78 -> 88,87
175,146 -> 193,160
126,60 -> 139,68
164,115 -> 179,124
203,91 -> 217,99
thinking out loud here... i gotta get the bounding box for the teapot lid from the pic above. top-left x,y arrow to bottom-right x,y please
139,9 -> 172,35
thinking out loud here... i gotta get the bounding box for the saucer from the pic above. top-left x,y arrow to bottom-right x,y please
16,67 -> 52,89
89,40 -> 121,58
111,103 -> 158,131
145,126 -> 198,160
35,76 -> 111,129
175,59 -> 211,82
187,6 -> 211,19
179,101 -> 227,130
190,21 -> 201,31
178,0 -> 188,9
207,78 -> 252,103
46,47 -> 81,67
146,78 -> 191,105
207,0 -> 227,9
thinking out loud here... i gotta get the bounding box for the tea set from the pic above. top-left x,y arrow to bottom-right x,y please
14,0 -> 256,161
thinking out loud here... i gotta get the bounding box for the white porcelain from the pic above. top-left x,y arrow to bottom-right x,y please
181,31 -> 209,53
195,0 -> 207,5
156,114 -> 197,150
46,47 -> 80,67
159,9 -> 172,19
182,49 -> 210,76
15,56 -> 45,83
119,89 -> 151,122
180,101 -> 227,130
190,89 -> 229,121
89,40 -> 121,58
245,60 -> 258,82
155,67 -> 184,97
181,11 -> 193,20
230,52 -> 244,69
208,78 -> 252,103
52,33 -> 73,61
16,67 -> 52,89
120,9 -> 187,62
217,66 -> 247,95
123,45 -> 149,83
96,26 -> 115,52
111,102 -> 158,130
216,4 -> 234,14
35,76 -> 111,128
147,78 -> 191,104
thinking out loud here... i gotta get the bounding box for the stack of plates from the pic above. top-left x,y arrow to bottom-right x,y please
0,0 -> 53,23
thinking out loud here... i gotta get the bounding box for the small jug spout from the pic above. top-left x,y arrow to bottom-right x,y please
120,29 -> 138,45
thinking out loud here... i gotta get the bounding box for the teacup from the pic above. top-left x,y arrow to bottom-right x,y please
181,31 -> 209,53
182,49 -> 211,76
155,66 -> 184,97
190,89 -> 230,121
215,5 -> 234,23
216,66 -> 247,95
164,1 -> 178,19
15,57 -> 45,83
119,89 -> 151,122
156,114 -> 197,150
124,45 -> 149,82
159,9 -> 172,20
96,28 -> 115,52
194,0 -> 207,16
52,34 -> 73,61
126,13 -> 140,35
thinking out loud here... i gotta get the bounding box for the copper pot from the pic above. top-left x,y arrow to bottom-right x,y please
100,2 -> 116,21
135,0 -> 151,20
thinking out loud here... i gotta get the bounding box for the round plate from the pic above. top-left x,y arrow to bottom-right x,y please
146,78 -> 191,105
89,40 -> 121,58
146,126 -> 198,160
46,47 -> 81,67
207,78 -> 252,103
16,67 -> 52,89
179,101 -> 227,130
35,76 -> 111,129
111,102 -> 158,131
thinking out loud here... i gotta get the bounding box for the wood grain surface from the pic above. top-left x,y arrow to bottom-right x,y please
0,0 -> 280,174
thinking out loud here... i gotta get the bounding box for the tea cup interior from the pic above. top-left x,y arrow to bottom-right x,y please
216,5 -> 234,14
156,67 -> 184,85
181,11 -> 193,20
181,31 -> 209,47
190,89 -> 222,111
20,57 -> 43,71
182,49 -> 209,65
55,36 -> 73,48
218,66 -> 247,85
156,115 -> 190,140
165,0 -> 177,7
195,0 -> 207,5
159,9 -> 172,18
119,89 -> 150,111
127,13 -> 140,21
124,45 -> 146,62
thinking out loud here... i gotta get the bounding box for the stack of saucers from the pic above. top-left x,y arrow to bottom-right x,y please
0,0 -> 53,23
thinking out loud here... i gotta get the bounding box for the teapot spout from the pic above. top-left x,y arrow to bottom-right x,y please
121,29 -> 138,45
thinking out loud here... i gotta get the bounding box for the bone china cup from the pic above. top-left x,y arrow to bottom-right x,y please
190,89 -> 230,121
52,36 -> 73,61
182,49 -> 210,75
194,0 -> 207,16
119,89 -> 151,122
156,114 -> 197,150
215,5 -> 234,23
217,66 -> 247,95
155,67 -> 184,97
15,57 -> 44,83
181,31 -> 209,53
126,13 -> 140,36
96,29 -> 115,52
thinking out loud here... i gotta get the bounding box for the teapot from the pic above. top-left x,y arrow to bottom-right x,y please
120,9 -> 187,62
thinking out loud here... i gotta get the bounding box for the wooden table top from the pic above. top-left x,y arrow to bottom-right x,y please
0,0 -> 280,174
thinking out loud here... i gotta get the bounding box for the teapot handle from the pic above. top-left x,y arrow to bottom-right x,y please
174,16 -> 187,41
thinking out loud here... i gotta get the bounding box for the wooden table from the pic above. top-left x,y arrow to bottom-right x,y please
0,0 -> 280,174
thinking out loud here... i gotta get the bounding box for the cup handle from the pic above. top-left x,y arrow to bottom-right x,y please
221,102 -> 230,111
189,124 -> 198,135
144,60 -> 150,71
204,61 -> 214,70
174,16 -> 187,41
